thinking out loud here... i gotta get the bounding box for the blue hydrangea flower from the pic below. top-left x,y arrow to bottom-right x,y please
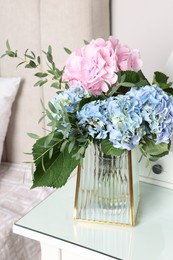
77,100 -> 108,139
104,95 -> 143,150
49,83 -> 173,150
50,85 -> 90,136
77,93 -> 144,150
128,85 -> 173,144
51,85 -> 90,116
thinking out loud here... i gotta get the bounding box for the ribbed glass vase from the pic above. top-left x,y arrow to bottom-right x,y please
74,143 -> 140,226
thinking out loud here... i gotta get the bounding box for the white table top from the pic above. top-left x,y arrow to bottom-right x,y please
13,175 -> 173,260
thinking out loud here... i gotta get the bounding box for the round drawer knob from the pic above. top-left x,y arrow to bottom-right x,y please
152,164 -> 163,174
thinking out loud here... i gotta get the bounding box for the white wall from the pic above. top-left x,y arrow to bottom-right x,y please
111,0 -> 173,80
111,0 -> 173,188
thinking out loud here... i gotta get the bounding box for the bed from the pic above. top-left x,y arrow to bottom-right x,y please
0,163 -> 52,260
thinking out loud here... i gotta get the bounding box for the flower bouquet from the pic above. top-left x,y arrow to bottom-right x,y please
2,37 -> 173,190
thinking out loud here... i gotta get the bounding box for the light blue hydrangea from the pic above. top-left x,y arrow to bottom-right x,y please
51,85 -> 90,116
104,95 -> 143,150
50,85 -> 90,136
50,83 -> 173,150
77,93 -> 144,150
77,100 -> 108,139
128,85 -> 173,144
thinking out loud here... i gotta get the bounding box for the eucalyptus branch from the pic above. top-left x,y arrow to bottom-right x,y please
1,40 -> 67,89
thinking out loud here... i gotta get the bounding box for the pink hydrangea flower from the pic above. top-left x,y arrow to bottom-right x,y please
63,38 -> 117,96
109,36 -> 143,71
63,37 -> 143,96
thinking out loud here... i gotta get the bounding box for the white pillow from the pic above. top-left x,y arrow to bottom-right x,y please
0,77 -> 21,162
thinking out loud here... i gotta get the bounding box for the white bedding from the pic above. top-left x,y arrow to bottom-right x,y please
0,163 -> 53,260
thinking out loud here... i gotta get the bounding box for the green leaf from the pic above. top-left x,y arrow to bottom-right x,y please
138,70 -> 151,85
16,61 -> 25,68
6,40 -> 11,50
47,52 -> 53,63
34,72 -> 48,78
84,40 -> 89,45
149,156 -> 161,162
27,133 -> 40,139
0,53 -> 6,58
117,71 -> 125,83
47,69 -> 54,76
50,82 -> 60,89
117,70 -> 150,89
108,84 -> 120,96
119,71 -> 140,84
34,78 -> 48,87
153,71 -> 169,84
6,50 -> 17,57
24,49 -> 35,60
64,47 -> 72,55
25,54 -> 35,59
135,79 -> 149,88
38,114 -> 46,124
34,80 -> 43,87
24,48 -> 29,55
45,108 -> 55,121
101,139 -> 125,156
65,83 -> 69,89
37,56 -> 41,64
49,147 -> 53,159
77,137 -> 88,143
153,71 -> 172,90
44,133 -> 54,147
31,51 -> 36,59
48,101 -> 57,113
31,132 -> 80,188
48,45 -> 52,54
25,60 -> 37,68
60,140 -> 68,152
164,88 -> 173,95
117,82 -> 135,88
140,137 -> 170,160
41,156 -> 46,172
68,141 -> 75,153
51,61 -> 56,70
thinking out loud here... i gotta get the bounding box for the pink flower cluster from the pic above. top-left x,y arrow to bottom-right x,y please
63,36 -> 142,96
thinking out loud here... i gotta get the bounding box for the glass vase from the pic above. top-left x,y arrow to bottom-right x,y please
74,143 -> 140,226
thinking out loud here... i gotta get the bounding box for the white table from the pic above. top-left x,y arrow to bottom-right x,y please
13,174 -> 173,260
